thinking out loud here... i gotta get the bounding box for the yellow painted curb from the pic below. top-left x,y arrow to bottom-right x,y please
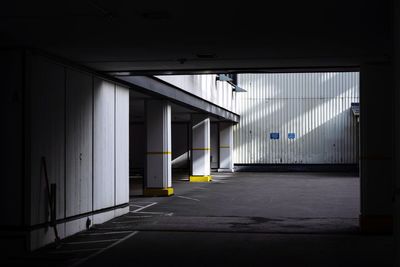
143,187 -> 174,197
189,175 -> 212,182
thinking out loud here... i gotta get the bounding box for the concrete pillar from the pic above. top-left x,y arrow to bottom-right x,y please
190,115 -> 212,182
360,63 -> 394,233
144,100 -> 173,196
218,122 -> 234,172
394,1 -> 400,263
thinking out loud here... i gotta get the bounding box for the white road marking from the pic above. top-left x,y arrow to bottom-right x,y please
129,204 -> 144,208
49,248 -> 100,254
63,239 -> 119,245
70,231 -> 139,267
130,201 -> 155,204
112,220 -> 150,224
177,195 -> 200,202
124,215 -> 153,218
129,211 -> 173,216
132,202 -> 157,212
78,231 -> 133,236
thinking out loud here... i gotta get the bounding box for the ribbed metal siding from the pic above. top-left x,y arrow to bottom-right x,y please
234,72 -> 359,164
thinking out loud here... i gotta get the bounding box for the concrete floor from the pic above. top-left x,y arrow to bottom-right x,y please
7,172 -> 394,266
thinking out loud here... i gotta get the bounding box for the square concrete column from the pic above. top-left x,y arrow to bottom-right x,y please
218,122 -> 234,172
360,63 -> 393,233
394,3 -> 400,261
190,115 -> 212,182
144,100 -> 173,196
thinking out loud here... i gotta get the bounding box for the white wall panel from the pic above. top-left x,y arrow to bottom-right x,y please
115,85 -> 129,205
234,72 -> 359,164
66,69 -> 93,217
94,78 -> 115,210
24,53 -> 130,250
30,55 -> 65,224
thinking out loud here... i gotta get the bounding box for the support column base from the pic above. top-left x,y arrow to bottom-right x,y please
143,187 -> 174,197
359,215 -> 393,234
217,168 -> 234,173
190,175 -> 212,182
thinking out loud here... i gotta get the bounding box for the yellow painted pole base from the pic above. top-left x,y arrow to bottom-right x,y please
143,187 -> 174,197
190,175 -> 212,182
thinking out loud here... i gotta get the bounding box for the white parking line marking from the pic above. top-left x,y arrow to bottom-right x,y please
130,201 -> 155,204
70,231 -> 139,267
129,204 -> 144,208
124,215 -> 153,218
49,248 -> 100,254
112,220 -> 149,224
129,211 -> 173,216
177,195 -> 200,202
78,231 -> 133,236
64,239 -> 119,245
132,202 -> 157,212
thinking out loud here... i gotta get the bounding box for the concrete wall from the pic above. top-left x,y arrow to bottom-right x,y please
24,52 -> 130,250
171,123 -> 190,169
0,50 -> 24,227
359,63 -> 394,228
130,122 -> 145,175
29,55 -> 66,225
156,75 -> 236,113
395,1 -> 400,263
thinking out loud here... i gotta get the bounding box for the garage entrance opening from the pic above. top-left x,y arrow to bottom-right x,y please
127,71 -> 360,234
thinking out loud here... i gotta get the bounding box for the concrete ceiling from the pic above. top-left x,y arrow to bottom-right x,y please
0,0 -> 392,73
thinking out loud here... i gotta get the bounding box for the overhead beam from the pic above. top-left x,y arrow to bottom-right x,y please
23,49 -> 239,123
117,75 -> 240,123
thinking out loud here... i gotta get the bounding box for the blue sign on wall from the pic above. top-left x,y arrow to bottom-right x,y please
270,132 -> 279,140
288,133 -> 296,139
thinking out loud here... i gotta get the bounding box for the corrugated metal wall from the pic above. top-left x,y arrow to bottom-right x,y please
234,72 -> 359,164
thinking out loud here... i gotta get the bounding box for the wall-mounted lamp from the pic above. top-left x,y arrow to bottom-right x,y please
216,74 -> 233,82
216,74 -> 247,92
233,85 -> 247,93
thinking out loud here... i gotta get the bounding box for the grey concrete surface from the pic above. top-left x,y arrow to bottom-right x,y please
125,171 -> 360,234
7,172 -> 394,267
84,231 -> 393,267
